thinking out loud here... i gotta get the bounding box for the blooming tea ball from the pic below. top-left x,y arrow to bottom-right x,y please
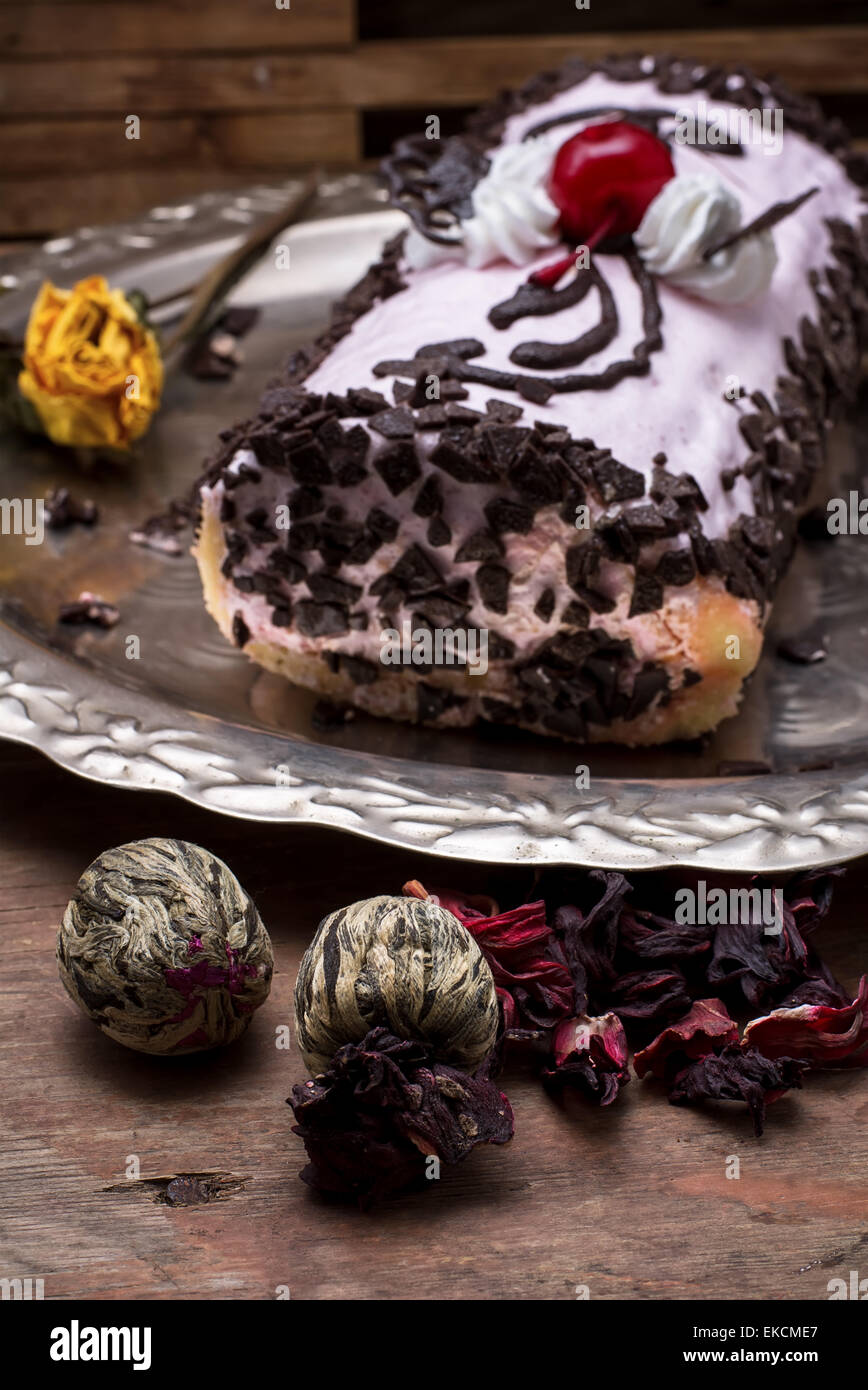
57,838 -> 273,1055
294,895 -> 499,1075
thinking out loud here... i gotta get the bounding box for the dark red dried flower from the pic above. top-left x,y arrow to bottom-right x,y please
288,1027 -> 513,1206
607,969 -> 692,1033
619,906 -> 711,964
743,976 -> 868,1067
785,867 -> 845,937
779,974 -> 852,1010
553,870 -> 632,1013
705,870 -> 846,1010
541,1012 -> 630,1106
707,897 -> 808,1008
634,998 -> 739,1080
667,1044 -> 809,1136
403,881 -> 573,1035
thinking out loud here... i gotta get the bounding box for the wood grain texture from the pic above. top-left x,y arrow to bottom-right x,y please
0,0 -> 356,55
3,111 -> 358,177
2,109 -> 359,233
1,27 -> 866,119
0,740 -> 865,1301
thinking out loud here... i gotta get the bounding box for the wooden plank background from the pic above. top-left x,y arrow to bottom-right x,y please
0,2 -> 866,237
1,738 -> 866,1301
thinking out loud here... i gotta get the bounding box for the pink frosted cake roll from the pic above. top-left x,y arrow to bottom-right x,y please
194,54 -> 867,745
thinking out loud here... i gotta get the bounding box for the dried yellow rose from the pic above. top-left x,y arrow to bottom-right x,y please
18,275 -> 163,449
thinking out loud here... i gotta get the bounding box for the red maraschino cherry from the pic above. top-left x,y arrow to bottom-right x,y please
530,120 -> 675,287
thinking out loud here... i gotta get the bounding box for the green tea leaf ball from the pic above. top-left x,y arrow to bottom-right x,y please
294,895 -> 500,1075
57,838 -> 273,1054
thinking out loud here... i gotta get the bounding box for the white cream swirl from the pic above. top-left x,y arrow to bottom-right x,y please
635,172 -> 777,304
404,134 -> 562,272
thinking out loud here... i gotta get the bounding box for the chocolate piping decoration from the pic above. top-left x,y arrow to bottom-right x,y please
521,103 -> 743,157
415,248 -> 662,397
702,186 -> 820,260
523,104 -> 679,139
508,266 -> 617,370
489,269 -> 596,329
380,133 -> 490,245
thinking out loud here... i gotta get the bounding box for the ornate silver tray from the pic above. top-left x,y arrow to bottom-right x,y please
1,176 -> 866,871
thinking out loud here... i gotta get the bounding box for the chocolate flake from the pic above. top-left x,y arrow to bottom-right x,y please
347,387 -> 390,416
656,549 -> 696,586
777,629 -> 828,664
592,455 -> 645,504
44,488 -> 98,529
295,600 -> 349,638
58,593 -> 120,628
427,516 -> 452,547
475,563 -> 510,614
413,475 -> 443,518
484,497 -> 535,535
369,405 -> 416,439
629,572 -> 665,618
702,187 -> 819,261
534,588 -> 556,623
232,612 -> 250,647
374,442 -> 422,496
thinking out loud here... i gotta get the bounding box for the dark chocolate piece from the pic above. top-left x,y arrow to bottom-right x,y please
369,406 -> 416,439
454,529 -> 503,563
44,488 -> 98,530
341,655 -> 380,685
374,442 -> 422,496
295,600 -> 349,638
58,595 -> 119,628
347,387 -> 390,416
592,455 -> 645,504
413,475 -> 444,518
475,564 -> 510,614
656,549 -> 697,587
430,438 -> 496,484
367,508 -> 399,541
427,517 -> 452,547
534,588 -> 556,623
312,699 -> 355,731
702,187 -> 819,260
307,571 -> 363,605
416,682 -> 462,723
484,497 -> 535,535
629,572 -> 665,618
777,630 -> 828,664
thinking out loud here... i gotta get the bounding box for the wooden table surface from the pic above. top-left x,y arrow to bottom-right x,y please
0,738 -> 865,1302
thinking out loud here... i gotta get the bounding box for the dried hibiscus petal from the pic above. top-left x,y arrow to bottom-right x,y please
288,1027 -> 513,1206
706,893 -> 809,1008
703,870 -> 847,1010
553,870 -> 632,1013
607,968 -> 692,1031
667,1044 -> 809,1136
779,973 -> 852,1010
634,998 -> 738,1080
541,1012 -> 629,1106
743,975 -> 868,1067
785,866 -> 845,936
403,881 -> 573,1034
619,906 -> 711,964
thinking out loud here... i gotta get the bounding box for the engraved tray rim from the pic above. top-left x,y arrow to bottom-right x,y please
0,176 -> 865,873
